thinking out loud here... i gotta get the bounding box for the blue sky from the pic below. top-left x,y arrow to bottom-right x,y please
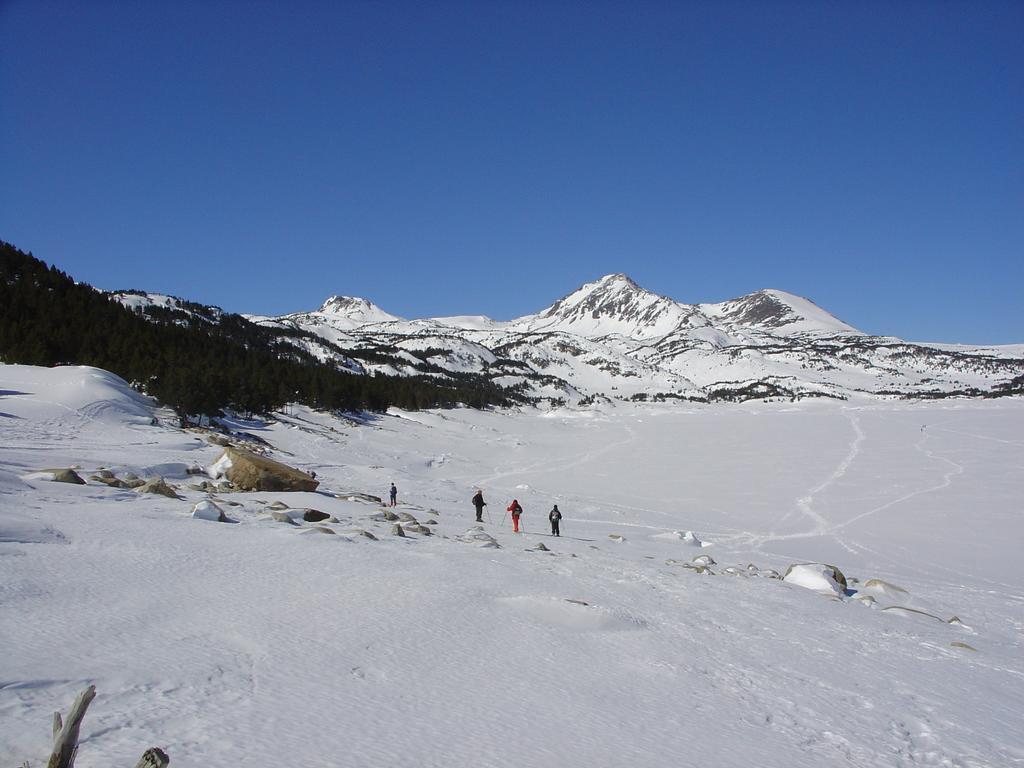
1,1 -> 1021,343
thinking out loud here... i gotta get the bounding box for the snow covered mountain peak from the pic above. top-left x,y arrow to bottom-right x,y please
523,273 -> 694,340
316,295 -> 402,326
705,289 -> 862,337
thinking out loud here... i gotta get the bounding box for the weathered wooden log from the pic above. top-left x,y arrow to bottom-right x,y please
39,686 -> 169,768
47,685 -> 96,768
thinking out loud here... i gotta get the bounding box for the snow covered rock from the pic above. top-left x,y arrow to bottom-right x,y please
348,529 -> 378,540
90,473 -> 129,489
136,477 -> 182,499
456,526 -> 500,548
382,510 -> 400,521
398,512 -> 419,523
654,530 -> 707,547
392,524 -> 406,537
209,447 -> 319,492
271,511 -> 298,525
608,534 -> 626,542
50,468 -> 86,485
336,492 -> 383,504
191,500 -> 231,522
861,578 -> 908,601
267,500 -> 289,510
302,526 -> 336,535
783,563 -> 848,596
691,555 -> 716,567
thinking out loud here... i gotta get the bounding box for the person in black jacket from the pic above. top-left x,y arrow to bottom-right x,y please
549,505 -> 562,536
472,489 -> 486,522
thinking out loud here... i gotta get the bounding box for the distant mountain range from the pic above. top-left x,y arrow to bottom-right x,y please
110,274 -> 1024,405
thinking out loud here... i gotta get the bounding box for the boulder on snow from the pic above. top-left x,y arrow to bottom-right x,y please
403,523 -> 432,536
267,500 -> 289,510
302,526 -> 336,535
532,542 -> 550,552
349,529 -> 378,540
398,512 -> 419,523
336,492 -> 383,504
392,524 -> 406,537
654,530 -> 707,547
50,469 -> 86,485
271,511 -> 298,525
302,509 -> 330,523
91,474 -> 129,488
783,563 -> 848,596
382,510 -> 400,521
209,447 -> 319,493
861,578 -> 908,601
191,500 -> 231,523
691,555 -> 716,567
456,526 -> 500,548
683,563 -> 714,575
136,477 -> 182,499
608,534 -> 626,543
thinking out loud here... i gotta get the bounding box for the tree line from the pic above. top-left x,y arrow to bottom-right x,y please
0,241 -> 519,416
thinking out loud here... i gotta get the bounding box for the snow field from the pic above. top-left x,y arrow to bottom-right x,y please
1,364 -> 1023,767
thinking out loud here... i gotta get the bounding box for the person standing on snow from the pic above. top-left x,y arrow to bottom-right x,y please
389,483 -> 397,507
549,505 -> 562,536
472,489 -> 487,522
508,499 -> 523,533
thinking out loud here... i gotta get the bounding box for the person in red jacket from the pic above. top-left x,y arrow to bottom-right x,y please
507,499 -> 523,533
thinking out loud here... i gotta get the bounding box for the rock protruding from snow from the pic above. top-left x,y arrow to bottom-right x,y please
783,563 -> 848,596
192,500 -> 230,522
209,447 -> 319,492
654,530 -> 707,547
392,524 -> 406,537
51,468 -> 86,485
271,511 -> 298,525
456,526 -> 500,548
136,477 -> 182,499
302,509 -> 330,523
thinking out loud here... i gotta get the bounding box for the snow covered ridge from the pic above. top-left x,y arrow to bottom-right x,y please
113,274 -> 1024,405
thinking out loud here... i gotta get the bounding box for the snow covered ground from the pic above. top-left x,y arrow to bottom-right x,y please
2,364 -> 1022,767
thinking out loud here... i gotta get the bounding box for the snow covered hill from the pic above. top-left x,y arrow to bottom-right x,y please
2,363 -> 1022,767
